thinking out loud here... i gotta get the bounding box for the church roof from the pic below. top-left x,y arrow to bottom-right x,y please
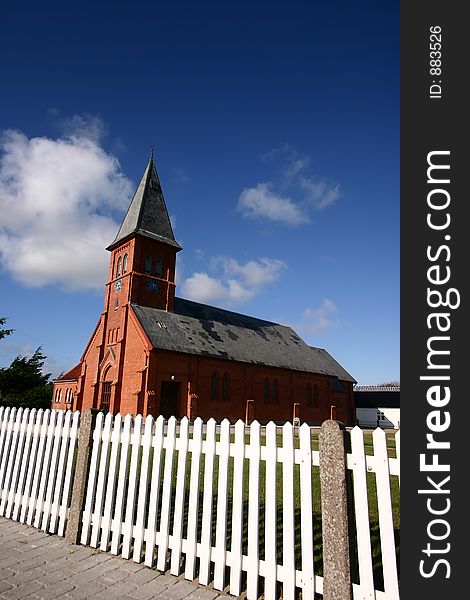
107,156 -> 182,251
131,298 -> 356,382
54,363 -> 81,382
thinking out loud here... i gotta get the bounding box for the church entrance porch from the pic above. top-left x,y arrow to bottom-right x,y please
160,380 -> 180,418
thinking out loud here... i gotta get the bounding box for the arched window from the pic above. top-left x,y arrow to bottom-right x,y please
144,255 -> 152,274
211,372 -> 218,401
306,383 -> 313,407
264,378 -> 270,404
222,373 -> 229,402
100,367 -> 112,413
123,253 -> 128,273
155,258 -> 163,277
272,379 -> 279,405
116,257 -> 122,277
313,384 -> 319,408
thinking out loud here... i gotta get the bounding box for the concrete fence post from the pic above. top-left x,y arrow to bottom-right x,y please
319,419 -> 352,600
65,408 -> 99,544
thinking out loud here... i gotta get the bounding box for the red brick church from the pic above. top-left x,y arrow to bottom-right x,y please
52,155 -> 356,424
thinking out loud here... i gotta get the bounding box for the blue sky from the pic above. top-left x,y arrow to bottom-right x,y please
0,1 -> 399,385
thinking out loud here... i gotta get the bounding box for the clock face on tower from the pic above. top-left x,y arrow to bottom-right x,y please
146,278 -> 160,293
115,279 -> 122,292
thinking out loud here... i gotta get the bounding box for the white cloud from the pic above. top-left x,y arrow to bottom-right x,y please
297,299 -> 340,337
299,176 -> 341,210
237,182 -> 309,225
238,145 -> 341,225
0,122 -> 133,291
180,256 -> 286,307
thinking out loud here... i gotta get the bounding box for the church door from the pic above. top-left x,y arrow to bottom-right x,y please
160,381 -> 180,419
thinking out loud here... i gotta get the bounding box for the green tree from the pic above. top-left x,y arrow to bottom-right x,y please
0,317 -> 14,340
0,347 -> 52,409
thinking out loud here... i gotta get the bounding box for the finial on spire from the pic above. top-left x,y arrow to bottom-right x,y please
150,145 -> 154,162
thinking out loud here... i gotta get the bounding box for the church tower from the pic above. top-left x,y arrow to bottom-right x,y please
85,154 -> 182,414
104,153 -> 182,318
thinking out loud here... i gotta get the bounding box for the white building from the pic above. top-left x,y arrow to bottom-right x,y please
354,385 -> 400,429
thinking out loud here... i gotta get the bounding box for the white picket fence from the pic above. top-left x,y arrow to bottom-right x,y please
0,406 -> 79,535
0,407 -> 400,600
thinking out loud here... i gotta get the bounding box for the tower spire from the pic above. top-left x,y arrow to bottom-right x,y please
106,154 -> 182,252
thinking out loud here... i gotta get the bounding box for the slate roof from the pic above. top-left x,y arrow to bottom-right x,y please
131,297 -> 356,382
107,156 -> 182,251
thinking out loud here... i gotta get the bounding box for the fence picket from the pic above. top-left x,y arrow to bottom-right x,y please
80,411 -> 104,545
0,408 -> 12,492
41,410 -> 65,531
12,409 -> 35,520
213,419 -> 231,590
5,408 -> 30,518
111,413 -> 132,555
34,409 -> 57,528
133,414 -> 154,563
264,421 -> 278,600
0,407 -> 23,516
144,415 -> 165,567
229,419 -> 245,596
156,416 -> 176,571
90,412 -> 113,547
299,423 -> 315,599
0,407 -> 6,457
395,430 -> 400,489
48,410 -> 72,533
282,422 -> 296,600
184,417 -> 203,580
26,409 -> 50,525
373,428 -> 399,599
170,416 -> 189,575
350,426 -> 375,599
199,418 -> 217,586
122,414 -> 143,559
20,409 -> 44,524
58,410 -> 80,536
246,420 -> 261,600
99,413 -> 122,551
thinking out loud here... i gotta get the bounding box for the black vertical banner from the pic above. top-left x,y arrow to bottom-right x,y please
401,2 -> 467,599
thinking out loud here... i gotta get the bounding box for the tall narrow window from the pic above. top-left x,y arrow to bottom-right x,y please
272,379 -> 279,405
306,383 -> 313,407
155,258 -> 163,277
211,372 -> 218,401
144,255 -> 152,274
123,253 -> 128,273
116,257 -> 122,277
222,373 -> 229,402
313,384 -> 319,408
100,382 -> 111,412
264,378 -> 270,404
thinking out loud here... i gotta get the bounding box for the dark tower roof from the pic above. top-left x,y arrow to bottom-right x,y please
107,155 -> 182,251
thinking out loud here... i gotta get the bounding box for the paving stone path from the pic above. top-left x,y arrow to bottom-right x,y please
0,518 -> 238,600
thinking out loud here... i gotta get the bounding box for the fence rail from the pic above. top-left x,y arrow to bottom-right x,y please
0,407 -> 400,600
